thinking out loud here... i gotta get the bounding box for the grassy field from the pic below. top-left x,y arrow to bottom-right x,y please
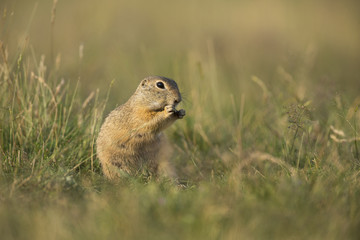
1,0 -> 360,239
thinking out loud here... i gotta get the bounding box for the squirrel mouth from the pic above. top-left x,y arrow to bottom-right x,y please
162,104 -> 179,112
154,102 -> 180,112
165,102 -> 179,109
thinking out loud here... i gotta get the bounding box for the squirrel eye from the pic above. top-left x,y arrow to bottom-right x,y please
156,81 -> 165,89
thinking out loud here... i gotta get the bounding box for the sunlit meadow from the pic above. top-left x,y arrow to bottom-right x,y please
0,0 -> 360,239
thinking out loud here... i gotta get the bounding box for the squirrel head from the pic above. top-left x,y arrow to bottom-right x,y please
133,76 -> 182,111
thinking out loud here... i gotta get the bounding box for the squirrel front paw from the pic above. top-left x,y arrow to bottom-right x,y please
165,105 -> 185,119
165,105 -> 176,115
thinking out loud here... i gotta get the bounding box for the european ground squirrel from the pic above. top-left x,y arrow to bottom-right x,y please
96,76 -> 185,179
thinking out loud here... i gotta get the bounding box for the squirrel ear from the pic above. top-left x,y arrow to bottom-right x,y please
141,79 -> 148,87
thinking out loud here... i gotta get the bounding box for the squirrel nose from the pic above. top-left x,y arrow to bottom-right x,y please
173,97 -> 181,105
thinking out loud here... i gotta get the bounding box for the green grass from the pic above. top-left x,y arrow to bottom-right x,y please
1,0 -> 360,239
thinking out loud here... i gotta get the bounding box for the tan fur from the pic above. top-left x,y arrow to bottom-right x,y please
96,76 -> 185,179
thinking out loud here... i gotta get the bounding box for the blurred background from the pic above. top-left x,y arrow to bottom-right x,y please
1,0 -> 359,107
1,2 -> 360,238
